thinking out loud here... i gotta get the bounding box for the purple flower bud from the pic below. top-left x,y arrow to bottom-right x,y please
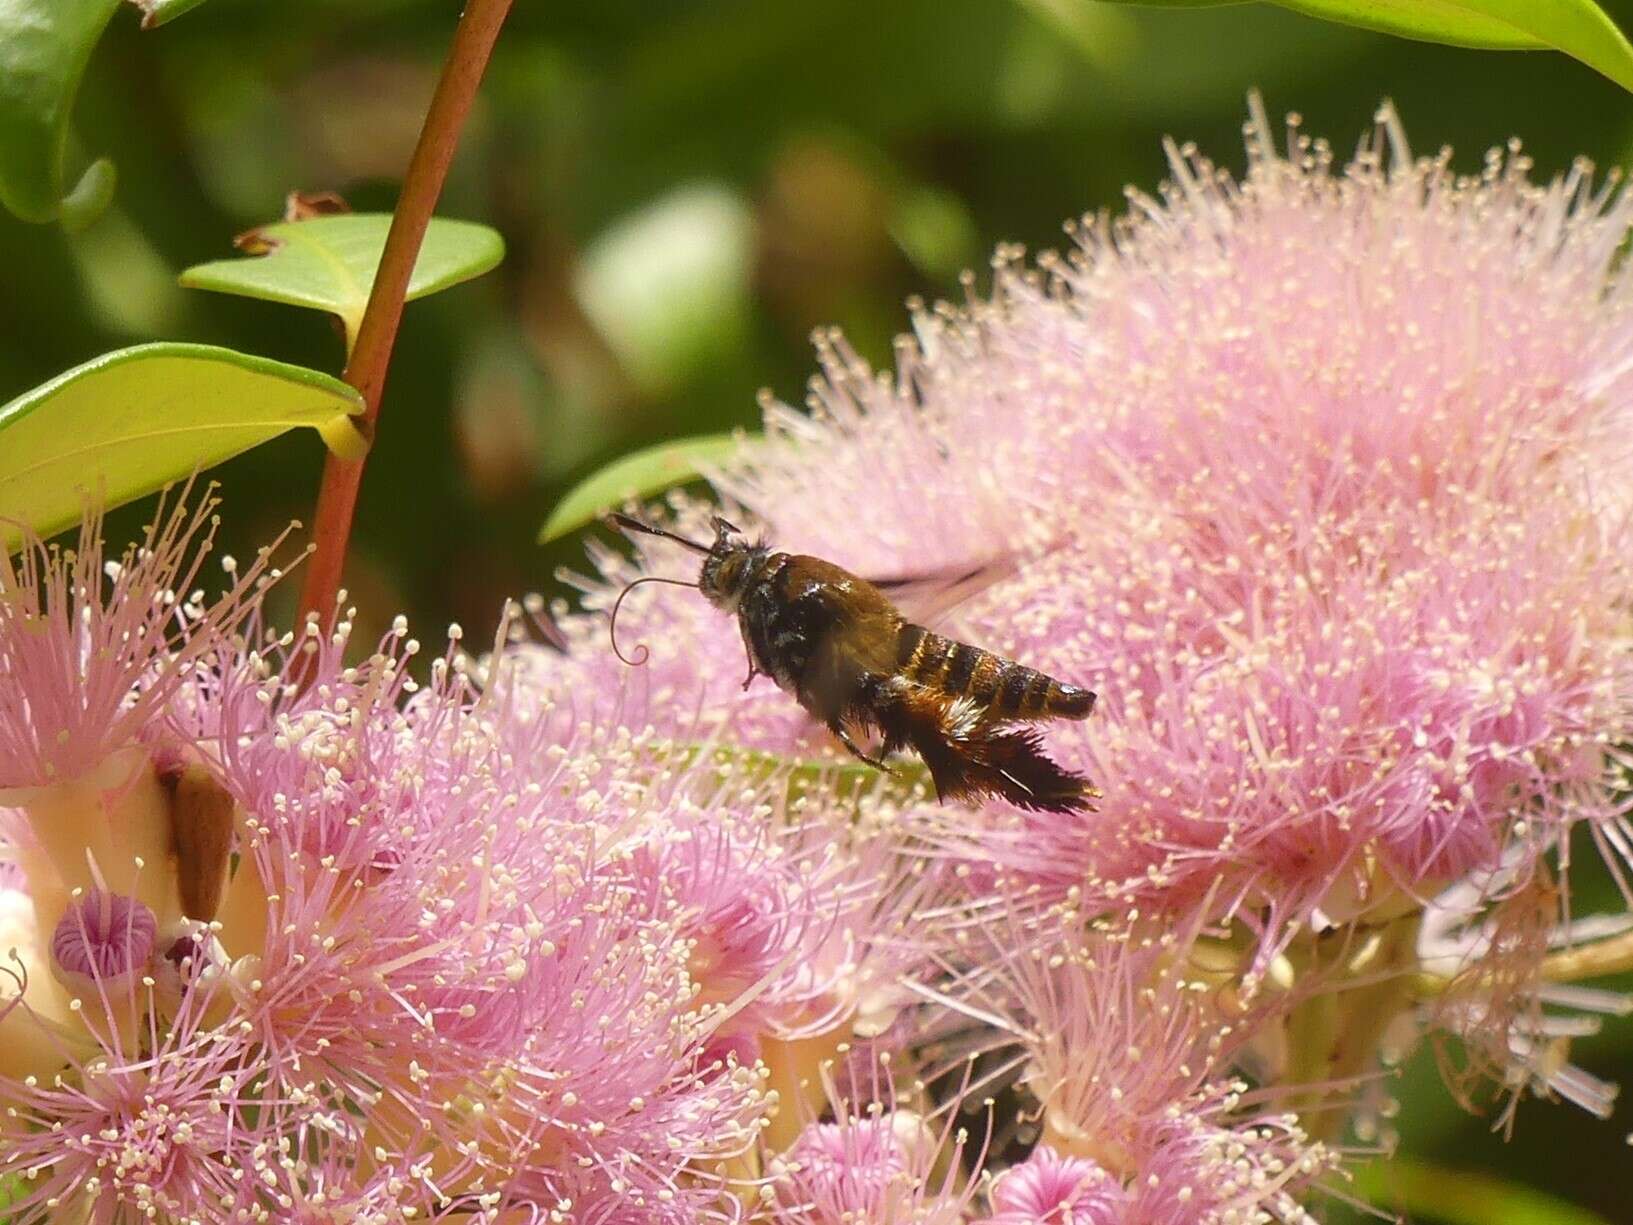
987,1146 -> 1127,1224
51,892 -> 156,987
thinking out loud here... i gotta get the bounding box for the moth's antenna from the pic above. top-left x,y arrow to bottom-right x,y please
606,513 -> 711,555
609,575 -> 699,666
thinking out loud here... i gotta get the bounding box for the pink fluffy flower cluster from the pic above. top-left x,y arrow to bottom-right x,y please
532,100 -> 1633,932
0,500 -> 937,1222
5,102 -> 1633,1223
514,97 -> 1633,1200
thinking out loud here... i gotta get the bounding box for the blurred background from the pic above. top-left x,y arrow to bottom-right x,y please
2,2 -> 1631,1216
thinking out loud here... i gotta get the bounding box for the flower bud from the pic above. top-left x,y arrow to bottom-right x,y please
50,890 -> 157,997
164,764 -> 237,923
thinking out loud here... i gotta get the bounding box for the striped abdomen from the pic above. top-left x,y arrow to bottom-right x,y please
894,624 -> 1095,722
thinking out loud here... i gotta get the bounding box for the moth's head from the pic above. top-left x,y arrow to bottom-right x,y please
698,517 -> 760,610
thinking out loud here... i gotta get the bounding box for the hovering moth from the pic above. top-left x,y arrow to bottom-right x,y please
607,514 -> 1097,813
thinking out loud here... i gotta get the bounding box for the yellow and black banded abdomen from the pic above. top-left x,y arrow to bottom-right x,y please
894,624 -> 1095,721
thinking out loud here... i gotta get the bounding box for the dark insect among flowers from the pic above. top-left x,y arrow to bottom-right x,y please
607,513 -> 1098,813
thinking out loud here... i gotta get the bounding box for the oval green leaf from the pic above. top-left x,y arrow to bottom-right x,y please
1270,0 -> 1580,54
0,343 -> 366,549
538,432 -> 751,544
1099,0 -> 1633,67
0,0 -> 122,226
179,214 -> 506,345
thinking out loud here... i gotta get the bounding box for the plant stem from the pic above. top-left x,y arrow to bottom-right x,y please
1283,914 -> 1421,1144
1410,927 -> 1633,999
1541,927 -> 1633,983
296,0 -> 514,632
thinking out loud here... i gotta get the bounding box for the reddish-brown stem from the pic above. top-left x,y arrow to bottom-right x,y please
297,0 -> 514,632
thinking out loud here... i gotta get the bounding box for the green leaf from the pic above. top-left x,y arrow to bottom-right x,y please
0,343 -> 366,549
1089,1 -> 1633,71
538,432 -> 750,544
179,214 -> 506,347
1353,1158 -> 1616,1225
130,0 -> 213,27
1139,0 -> 1633,66
0,0 -> 122,225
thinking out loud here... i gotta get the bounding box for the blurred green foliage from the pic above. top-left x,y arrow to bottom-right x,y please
3,4 -> 1633,1213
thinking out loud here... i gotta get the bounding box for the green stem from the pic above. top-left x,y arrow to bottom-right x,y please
1540,927 -> 1633,983
1411,927 -> 1633,1000
1283,914 -> 1421,1143
296,0 -> 514,633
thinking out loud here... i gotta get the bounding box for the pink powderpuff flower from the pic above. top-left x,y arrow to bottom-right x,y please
768,1055 -> 985,1225
621,792 -> 940,1035
982,1146 -> 1128,1224
0,535 -> 784,1223
47,889 -> 157,1033
1120,1112 -> 1332,1225
484,630 -> 946,1143
0,492 -> 284,960
0,490 -> 279,790
947,909 -> 1336,1222
629,804 -> 837,1017
0,924 -> 271,1224
181,614 -> 776,1219
516,99 -> 1633,946
609,780 -> 944,1156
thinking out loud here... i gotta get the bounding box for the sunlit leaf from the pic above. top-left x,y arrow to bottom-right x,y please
130,0 -> 213,27
0,343 -> 366,550
179,214 -> 505,347
1353,1158 -> 1617,1225
1096,0 -> 1633,74
538,432 -> 750,544
1266,0 -> 1556,52
0,0 -> 122,226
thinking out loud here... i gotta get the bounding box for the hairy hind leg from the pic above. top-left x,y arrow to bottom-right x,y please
828,721 -> 893,771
